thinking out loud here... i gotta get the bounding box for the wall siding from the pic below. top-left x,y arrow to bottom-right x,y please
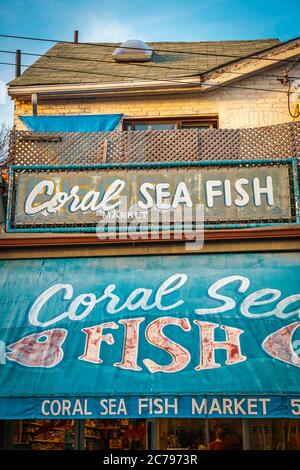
13,64 -> 300,130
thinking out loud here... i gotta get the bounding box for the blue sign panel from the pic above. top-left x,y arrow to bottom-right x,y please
0,252 -> 299,418
0,395 -> 299,420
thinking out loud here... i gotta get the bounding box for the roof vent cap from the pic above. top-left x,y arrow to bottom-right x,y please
112,39 -> 153,62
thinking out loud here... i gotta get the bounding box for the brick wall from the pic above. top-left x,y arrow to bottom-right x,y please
13,63 -> 300,130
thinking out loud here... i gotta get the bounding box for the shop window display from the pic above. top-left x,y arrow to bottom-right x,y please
12,420 -> 75,450
84,419 -> 146,450
11,419 -> 147,450
160,419 -> 206,450
7,418 -> 300,450
208,419 -> 243,450
249,419 -> 300,450
159,419 -> 243,450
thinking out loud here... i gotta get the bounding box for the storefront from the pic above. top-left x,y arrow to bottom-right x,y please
7,417 -> 300,450
0,151 -> 299,451
2,29 -> 300,453
0,250 -> 300,450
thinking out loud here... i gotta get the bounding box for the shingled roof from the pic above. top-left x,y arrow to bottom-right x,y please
9,39 -> 280,87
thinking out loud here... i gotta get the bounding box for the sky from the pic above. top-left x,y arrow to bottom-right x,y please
0,0 -> 299,125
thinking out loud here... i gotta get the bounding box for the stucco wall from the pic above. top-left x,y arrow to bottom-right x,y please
13,63 -> 300,130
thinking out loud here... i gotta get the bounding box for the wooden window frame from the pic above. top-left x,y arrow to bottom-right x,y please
122,115 -> 219,131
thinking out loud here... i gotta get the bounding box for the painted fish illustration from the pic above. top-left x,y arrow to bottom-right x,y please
6,329 -> 67,368
262,321 -> 300,367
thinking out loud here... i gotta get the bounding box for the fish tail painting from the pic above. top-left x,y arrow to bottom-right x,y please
262,322 -> 300,367
5,329 -> 68,368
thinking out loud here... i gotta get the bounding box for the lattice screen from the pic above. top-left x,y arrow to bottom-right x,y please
4,122 -> 300,167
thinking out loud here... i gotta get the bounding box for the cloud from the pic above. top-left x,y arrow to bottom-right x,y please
82,17 -> 139,43
74,0 -> 227,44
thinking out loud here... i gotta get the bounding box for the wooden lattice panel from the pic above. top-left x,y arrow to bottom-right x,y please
5,122 -> 300,168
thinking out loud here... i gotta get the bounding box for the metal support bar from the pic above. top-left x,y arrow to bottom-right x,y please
242,419 -> 251,450
9,157 -> 296,171
31,93 -> 38,116
15,49 -> 21,77
2,421 -> 14,449
204,418 -> 210,447
74,419 -> 85,450
147,419 -> 160,450
292,158 -> 300,224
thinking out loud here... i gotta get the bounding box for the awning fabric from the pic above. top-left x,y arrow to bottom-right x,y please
19,114 -> 123,132
0,252 -> 300,419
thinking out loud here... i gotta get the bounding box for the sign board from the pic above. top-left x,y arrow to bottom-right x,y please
0,252 -> 300,418
7,159 -> 299,232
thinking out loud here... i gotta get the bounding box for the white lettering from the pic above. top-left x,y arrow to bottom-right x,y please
253,176 -> 274,206
156,183 -> 171,209
25,180 -> 54,215
206,180 -> 222,208
195,275 -> 250,315
235,178 -> 250,206
172,182 -> 193,208
138,183 -> 155,210
24,179 -> 125,215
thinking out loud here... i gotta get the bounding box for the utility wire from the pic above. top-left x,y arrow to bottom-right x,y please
0,33 -> 299,65
0,48 -> 300,81
0,60 -> 203,85
0,48 -> 208,74
0,60 -> 290,94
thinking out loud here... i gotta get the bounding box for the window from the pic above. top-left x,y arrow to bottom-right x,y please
84,419 -> 146,450
12,419 -> 75,450
123,116 -> 218,131
249,419 -> 300,450
159,418 -> 243,450
11,419 -> 147,450
180,121 -> 216,129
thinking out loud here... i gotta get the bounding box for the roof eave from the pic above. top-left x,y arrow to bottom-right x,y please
8,77 -> 203,99
200,39 -> 300,91
7,37 -> 300,100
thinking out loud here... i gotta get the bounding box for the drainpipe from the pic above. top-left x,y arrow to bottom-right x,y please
0,176 -> 5,227
31,93 -> 38,116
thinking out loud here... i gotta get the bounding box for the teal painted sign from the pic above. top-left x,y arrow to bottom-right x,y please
7,159 -> 300,233
0,252 -> 299,418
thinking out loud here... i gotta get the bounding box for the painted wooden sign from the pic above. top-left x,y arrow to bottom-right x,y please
7,160 -> 299,231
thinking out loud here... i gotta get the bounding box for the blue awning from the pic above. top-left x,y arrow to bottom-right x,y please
19,114 -> 123,132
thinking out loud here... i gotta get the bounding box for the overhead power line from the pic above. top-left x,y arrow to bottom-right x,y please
0,33 -> 299,65
0,60 -> 202,85
0,60 -> 290,95
0,48 -> 299,81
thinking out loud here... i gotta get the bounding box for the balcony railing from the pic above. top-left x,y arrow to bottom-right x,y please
4,122 -> 300,167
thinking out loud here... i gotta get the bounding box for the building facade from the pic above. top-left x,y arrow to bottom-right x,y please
0,36 -> 300,451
